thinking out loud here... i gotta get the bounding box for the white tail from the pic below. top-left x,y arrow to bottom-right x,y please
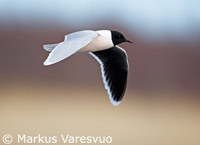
43,43 -> 59,52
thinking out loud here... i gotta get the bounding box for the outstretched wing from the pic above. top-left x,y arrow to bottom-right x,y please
44,30 -> 98,65
90,46 -> 129,106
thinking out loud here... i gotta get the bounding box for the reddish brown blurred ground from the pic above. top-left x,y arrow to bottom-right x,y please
0,25 -> 200,95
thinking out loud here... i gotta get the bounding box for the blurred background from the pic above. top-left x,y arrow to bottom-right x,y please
0,0 -> 200,145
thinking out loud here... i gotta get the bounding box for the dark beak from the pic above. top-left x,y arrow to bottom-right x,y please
125,39 -> 133,43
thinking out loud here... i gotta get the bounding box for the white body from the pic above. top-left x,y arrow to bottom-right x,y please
78,30 -> 113,52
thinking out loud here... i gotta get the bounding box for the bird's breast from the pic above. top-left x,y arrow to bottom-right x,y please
78,33 -> 113,53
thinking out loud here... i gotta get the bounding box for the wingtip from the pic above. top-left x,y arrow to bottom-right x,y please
43,60 -> 51,66
43,62 -> 48,66
111,100 -> 121,106
108,92 -> 121,106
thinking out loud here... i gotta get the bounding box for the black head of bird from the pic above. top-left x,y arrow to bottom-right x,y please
111,31 -> 133,45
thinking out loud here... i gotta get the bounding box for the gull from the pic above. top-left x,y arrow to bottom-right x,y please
43,30 -> 132,106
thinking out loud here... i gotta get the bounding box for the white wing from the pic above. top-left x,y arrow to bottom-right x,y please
43,30 -> 98,66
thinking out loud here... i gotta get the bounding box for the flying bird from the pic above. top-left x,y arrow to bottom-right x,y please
43,30 -> 132,106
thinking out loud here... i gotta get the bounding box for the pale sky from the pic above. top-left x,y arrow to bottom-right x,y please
0,0 -> 200,41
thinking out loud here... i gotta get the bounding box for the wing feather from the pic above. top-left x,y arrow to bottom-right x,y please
90,46 -> 129,106
44,30 -> 98,65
